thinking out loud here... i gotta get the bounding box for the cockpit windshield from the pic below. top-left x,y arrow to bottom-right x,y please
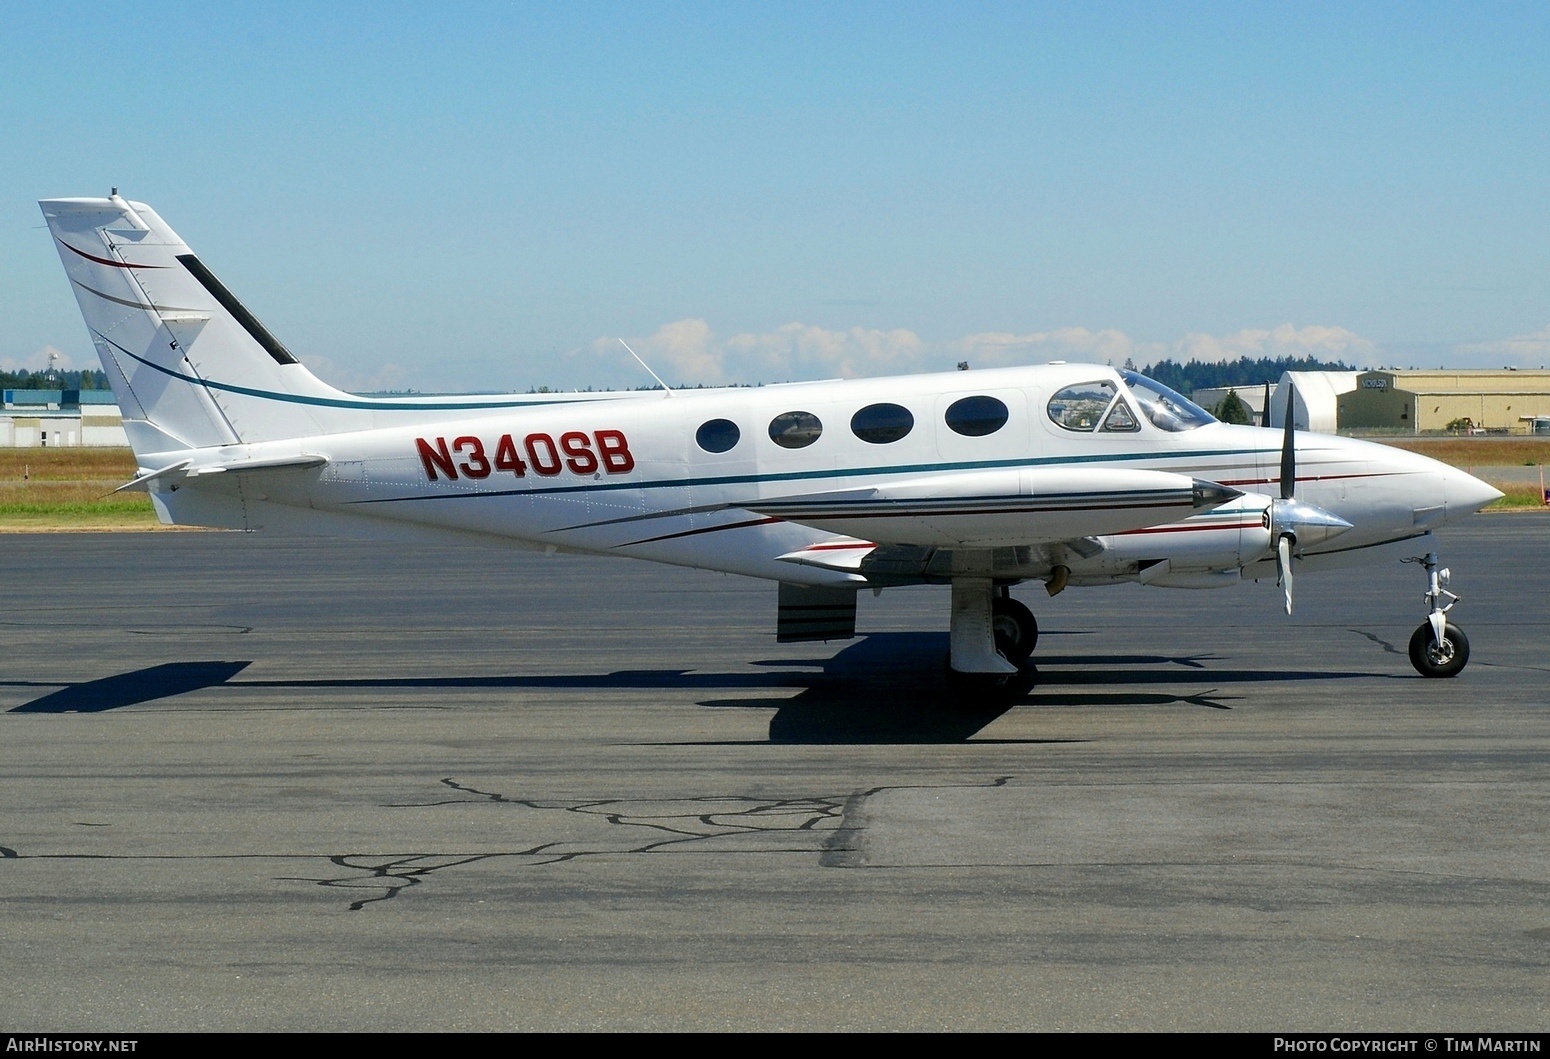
1118,370 -> 1216,432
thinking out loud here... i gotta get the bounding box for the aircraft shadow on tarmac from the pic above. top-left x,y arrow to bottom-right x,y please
701,632 -> 1377,744
6,633 -> 1378,744
8,661 -> 254,714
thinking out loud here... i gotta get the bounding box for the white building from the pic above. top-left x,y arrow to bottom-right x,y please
1268,372 -> 1361,433
1,389 -> 129,447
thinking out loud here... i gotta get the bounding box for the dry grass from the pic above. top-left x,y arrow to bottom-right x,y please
0,447 -> 160,529
1484,483 -> 1550,510
0,447 -> 139,480
0,484 -> 159,528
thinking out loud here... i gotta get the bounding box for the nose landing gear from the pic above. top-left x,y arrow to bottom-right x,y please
1402,552 -> 1470,678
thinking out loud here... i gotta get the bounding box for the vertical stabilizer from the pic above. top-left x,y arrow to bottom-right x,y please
40,197 -> 363,456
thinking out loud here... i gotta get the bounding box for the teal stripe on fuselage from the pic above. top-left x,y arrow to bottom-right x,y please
102,332 -> 598,412
354,447 -> 1272,506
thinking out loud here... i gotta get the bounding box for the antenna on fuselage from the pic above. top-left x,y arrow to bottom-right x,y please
617,338 -> 674,397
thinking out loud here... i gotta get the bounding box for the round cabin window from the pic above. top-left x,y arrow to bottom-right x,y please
944,395 -> 1009,437
850,402 -> 914,444
768,410 -> 823,449
695,418 -> 741,453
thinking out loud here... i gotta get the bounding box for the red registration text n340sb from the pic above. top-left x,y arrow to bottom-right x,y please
416,430 -> 635,481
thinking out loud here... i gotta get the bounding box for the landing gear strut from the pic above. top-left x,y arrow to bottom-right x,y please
1402,552 -> 1470,678
945,579 -> 1037,702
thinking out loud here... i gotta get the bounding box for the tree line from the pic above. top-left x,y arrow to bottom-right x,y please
1135,356 -> 1356,396
1,368 -> 111,392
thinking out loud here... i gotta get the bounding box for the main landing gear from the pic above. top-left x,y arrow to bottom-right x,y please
945,580 -> 1038,702
992,591 -> 1038,664
1402,551 -> 1471,678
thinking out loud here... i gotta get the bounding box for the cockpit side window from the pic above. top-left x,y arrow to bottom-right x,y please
1100,397 -> 1140,432
1048,381 -> 1118,432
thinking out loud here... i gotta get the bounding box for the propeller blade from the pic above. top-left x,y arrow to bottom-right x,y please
1276,534 -> 1294,615
1280,383 -> 1297,500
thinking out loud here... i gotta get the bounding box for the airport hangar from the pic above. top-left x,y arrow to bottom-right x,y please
1336,368 -> 1550,435
1210,369 -> 1550,436
1,388 -> 128,447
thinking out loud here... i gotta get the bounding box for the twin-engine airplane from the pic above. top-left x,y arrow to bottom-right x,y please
42,195 -> 1503,699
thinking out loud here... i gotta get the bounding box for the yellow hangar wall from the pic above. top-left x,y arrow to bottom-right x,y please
1336,370 -> 1550,434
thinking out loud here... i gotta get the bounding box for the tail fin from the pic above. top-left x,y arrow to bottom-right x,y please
40,195 -> 362,456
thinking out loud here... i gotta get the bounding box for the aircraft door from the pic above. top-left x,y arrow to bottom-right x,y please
683,407 -> 755,517
590,402 -> 686,535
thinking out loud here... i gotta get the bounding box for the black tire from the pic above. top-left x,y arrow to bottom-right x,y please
991,596 -> 1038,663
1408,622 -> 1470,678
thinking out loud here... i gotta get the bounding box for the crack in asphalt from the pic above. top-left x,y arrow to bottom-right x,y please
1350,626 -> 1550,674
0,776 -> 1013,911
311,775 -> 1015,911
1349,628 -> 1405,656
1477,660 -> 1550,674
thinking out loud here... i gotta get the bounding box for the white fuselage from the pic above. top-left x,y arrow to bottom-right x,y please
139,361 -> 1498,590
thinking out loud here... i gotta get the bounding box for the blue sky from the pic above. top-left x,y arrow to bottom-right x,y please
5,2 -> 1548,391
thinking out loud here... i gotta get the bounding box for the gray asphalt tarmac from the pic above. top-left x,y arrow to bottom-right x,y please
2,514 -> 1547,1031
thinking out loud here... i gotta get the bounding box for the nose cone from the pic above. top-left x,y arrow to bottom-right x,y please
1447,466 -> 1505,515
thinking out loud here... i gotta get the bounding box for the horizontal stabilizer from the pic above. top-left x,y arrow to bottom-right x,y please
183,454 -> 329,478
116,452 -> 329,492
114,460 -> 194,493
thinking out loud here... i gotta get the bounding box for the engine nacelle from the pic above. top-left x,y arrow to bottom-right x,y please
751,467 -> 1240,548
1065,494 -> 1275,586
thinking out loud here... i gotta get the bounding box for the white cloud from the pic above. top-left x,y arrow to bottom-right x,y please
950,327 -> 1161,369
577,319 -> 929,386
639,318 -> 726,383
1451,326 -> 1550,369
0,345 -> 74,374
298,354 -> 409,393
572,320 -> 1381,386
1171,323 -> 1375,365
725,323 -> 928,380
